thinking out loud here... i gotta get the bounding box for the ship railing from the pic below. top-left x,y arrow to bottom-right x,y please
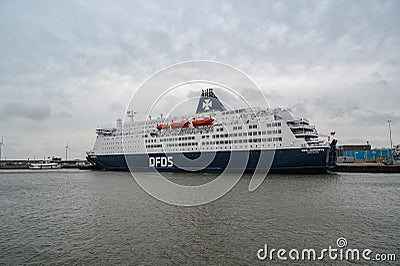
292,128 -> 318,134
287,117 -> 310,124
96,127 -> 116,135
294,132 -> 319,137
289,124 -> 315,130
295,131 -> 318,135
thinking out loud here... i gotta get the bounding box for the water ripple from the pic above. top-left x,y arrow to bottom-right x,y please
0,170 -> 399,264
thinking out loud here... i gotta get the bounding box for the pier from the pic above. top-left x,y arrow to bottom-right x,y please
0,159 -> 92,170
333,162 -> 400,173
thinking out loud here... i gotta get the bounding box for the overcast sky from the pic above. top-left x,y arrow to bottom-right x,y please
0,0 -> 399,159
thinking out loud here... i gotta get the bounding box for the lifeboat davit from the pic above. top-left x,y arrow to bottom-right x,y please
192,118 -> 213,127
170,121 -> 190,129
156,124 -> 170,130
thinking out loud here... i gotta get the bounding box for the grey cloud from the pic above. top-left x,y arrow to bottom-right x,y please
263,89 -> 283,105
108,101 -> 124,111
54,111 -> 72,118
42,90 -> 73,107
290,101 -> 310,118
314,95 -> 359,118
2,102 -> 51,121
372,72 -> 389,86
378,80 -> 389,86
1,0 -> 398,80
355,111 -> 399,126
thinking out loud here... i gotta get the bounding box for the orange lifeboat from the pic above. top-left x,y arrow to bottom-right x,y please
156,124 -> 170,130
192,118 -> 213,127
170,121 -> 190,129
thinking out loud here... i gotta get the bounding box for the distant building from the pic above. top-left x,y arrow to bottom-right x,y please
337,145 -> 392,163
337,145 -> 371,156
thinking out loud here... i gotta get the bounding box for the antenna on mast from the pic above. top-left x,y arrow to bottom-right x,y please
127,110 -> 136,123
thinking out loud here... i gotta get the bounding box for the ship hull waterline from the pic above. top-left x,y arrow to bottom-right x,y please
87,147 -> 331,174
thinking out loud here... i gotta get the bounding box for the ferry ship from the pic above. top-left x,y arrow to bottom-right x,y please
87,89 -> 337,173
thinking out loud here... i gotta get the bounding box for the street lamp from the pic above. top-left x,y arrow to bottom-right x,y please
387,120 -> 393,161
65,141 -> 69,161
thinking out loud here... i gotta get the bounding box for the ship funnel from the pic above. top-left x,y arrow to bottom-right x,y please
196,88 -> 226,114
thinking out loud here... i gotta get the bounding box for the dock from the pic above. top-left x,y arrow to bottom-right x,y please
2,160 -> 400,173
0,159 -> 93,170
333,163 -> 400,173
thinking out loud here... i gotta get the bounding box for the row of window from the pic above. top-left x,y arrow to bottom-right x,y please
232,122 -> 281,130
165,142 -> 198,147
146,136 -> 198,143
145,137 -> 284,149
104,147 -> 119,150
143,130 -> 284,144
164,136 -> 195,142
104,136 -> 122,141
106,123 -> 282,140
103,142 -> 122,145
145,144 -> 162,148
202,137 -> 282,145
212,130 -> 281,138
268,122 -> 281,127
267,130 -> 281,134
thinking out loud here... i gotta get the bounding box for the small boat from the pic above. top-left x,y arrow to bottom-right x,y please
192,118 -> 213,127
156,124 -> 170,130
29,162 -> 61,170
170,121 -> 190,129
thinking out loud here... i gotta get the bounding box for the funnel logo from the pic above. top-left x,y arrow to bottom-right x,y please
203,99 -> 212,110
122,61 -> 275,206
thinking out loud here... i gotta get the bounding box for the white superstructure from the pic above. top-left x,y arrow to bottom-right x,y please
88,107 -> 324,156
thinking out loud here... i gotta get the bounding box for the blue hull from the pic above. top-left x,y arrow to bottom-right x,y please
87,147 -> 330,174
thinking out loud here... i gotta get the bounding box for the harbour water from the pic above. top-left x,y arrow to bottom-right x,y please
0,170 -> 399,264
